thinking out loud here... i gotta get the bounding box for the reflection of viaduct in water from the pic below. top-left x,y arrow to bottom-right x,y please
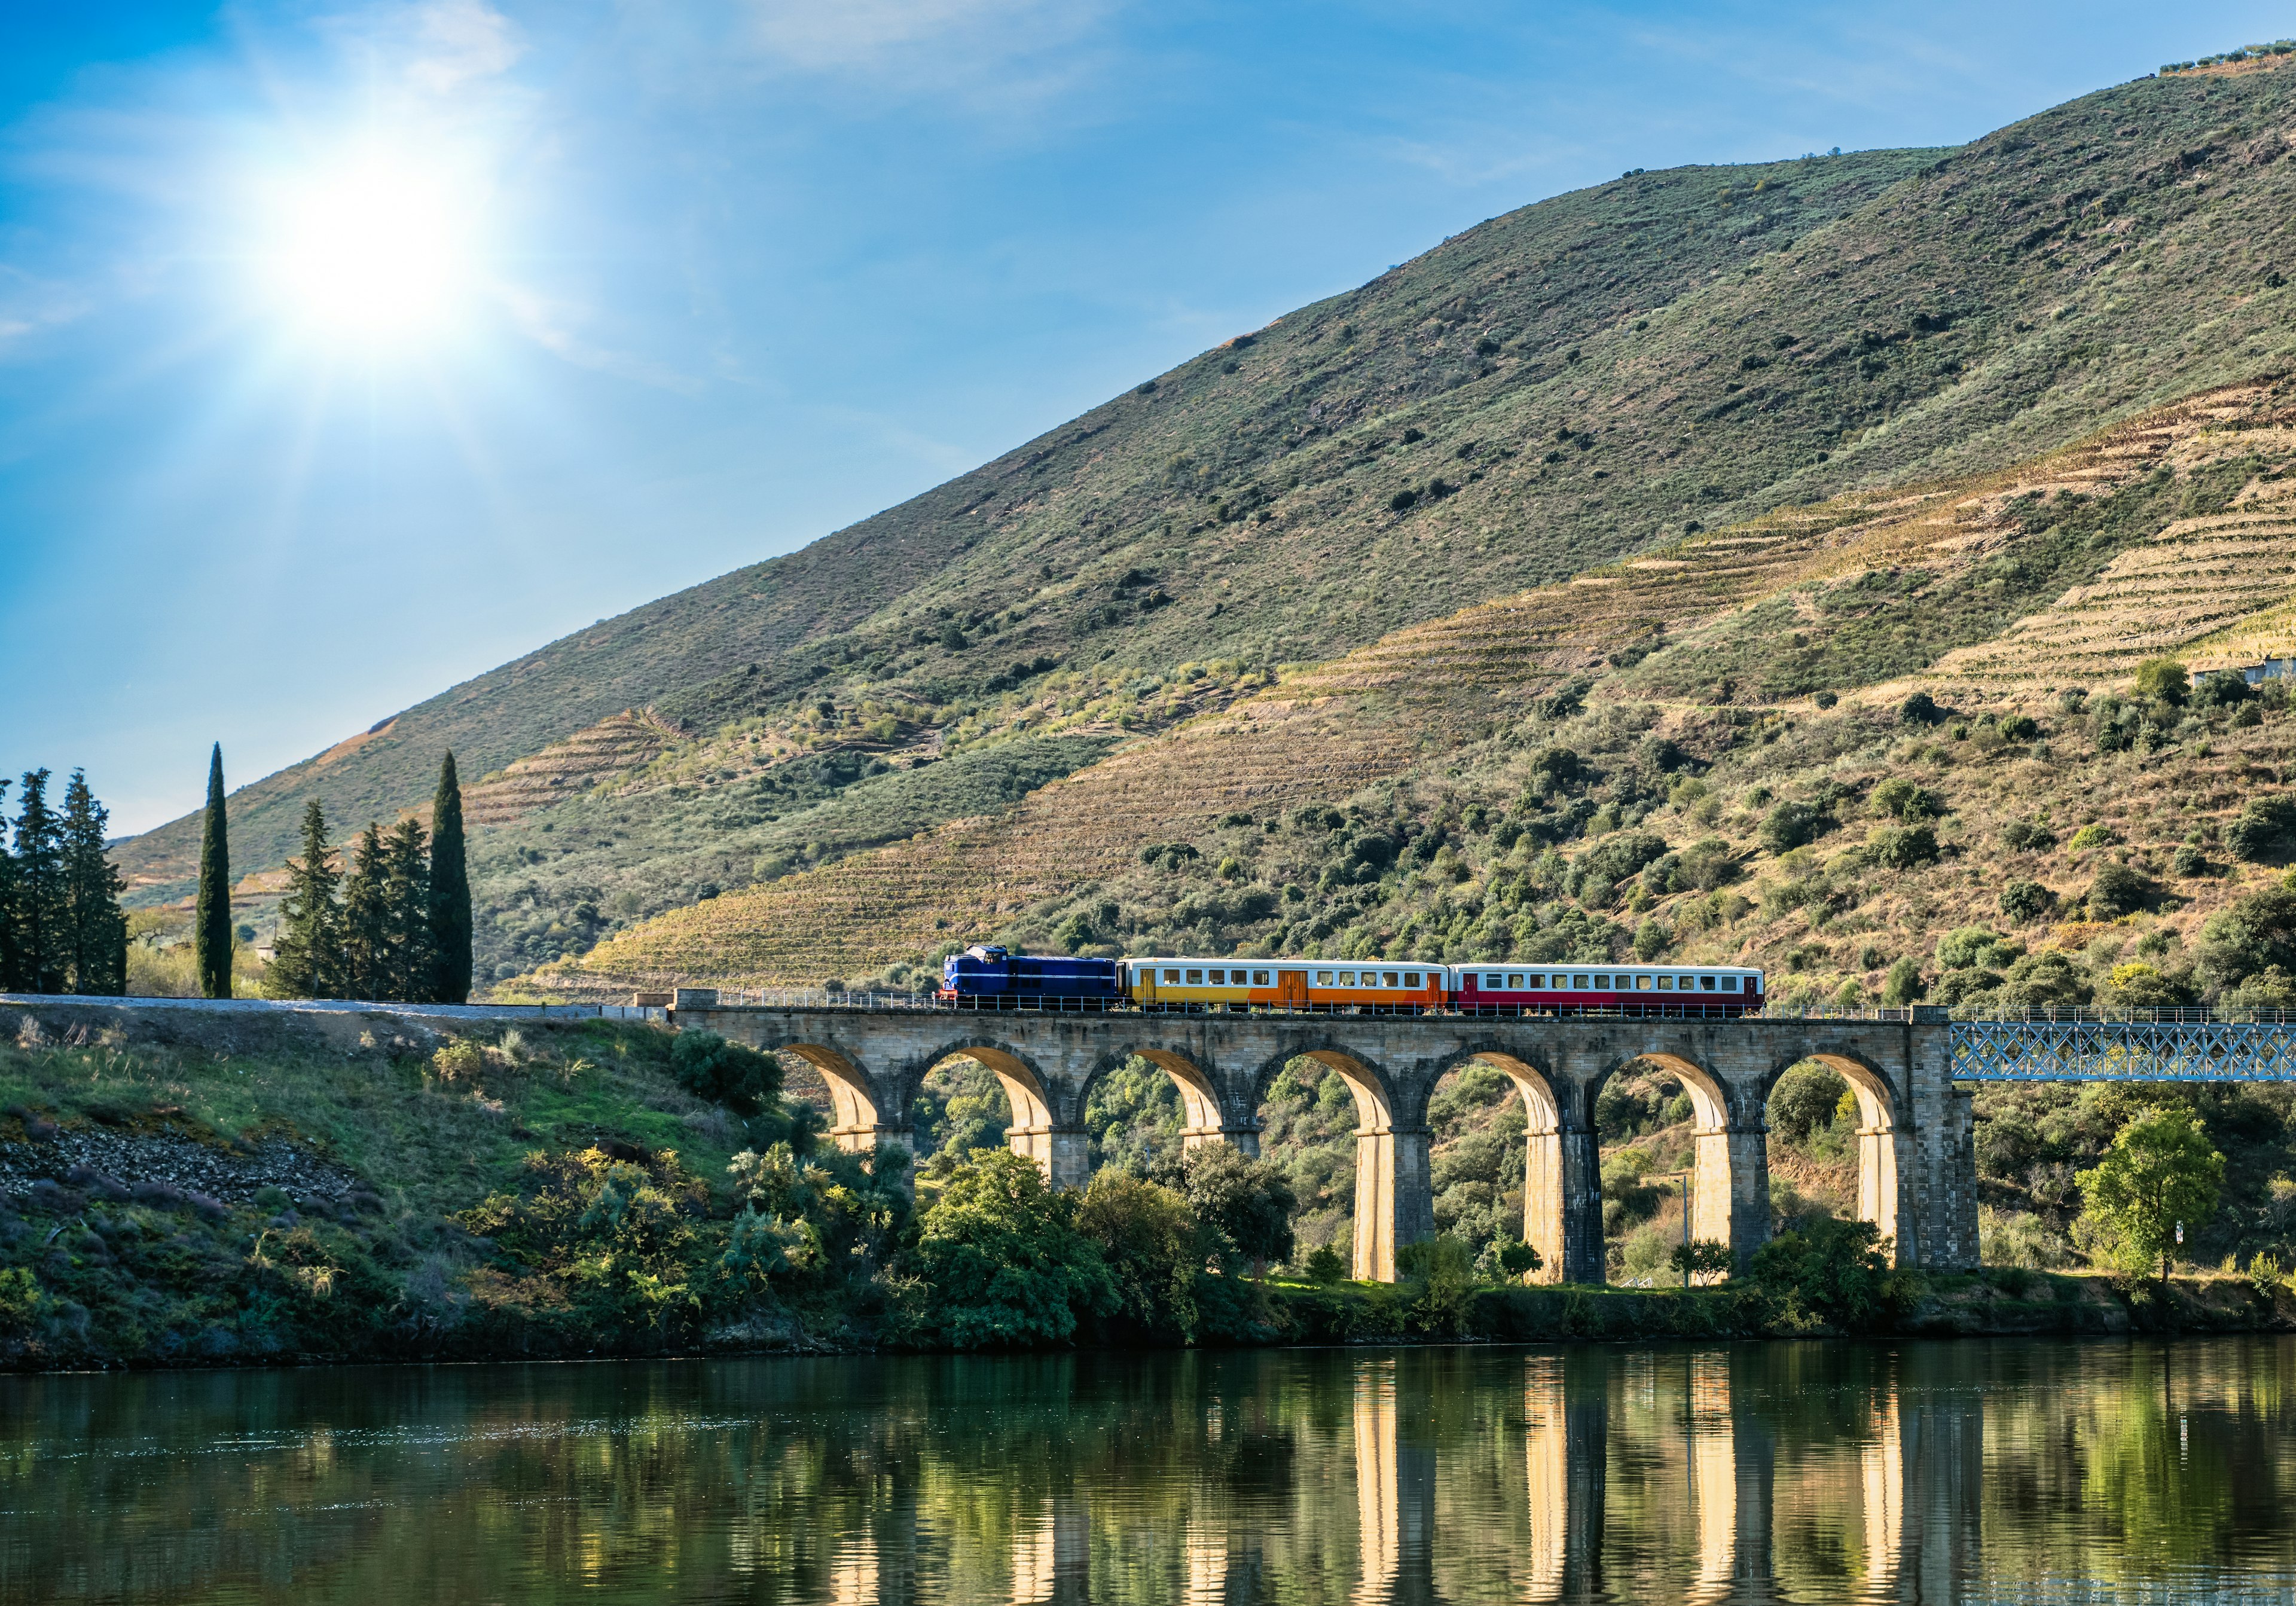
685,1004 -> 1979,1280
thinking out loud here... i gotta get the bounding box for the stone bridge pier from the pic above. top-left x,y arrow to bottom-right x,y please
683,1004 -> 1977,1283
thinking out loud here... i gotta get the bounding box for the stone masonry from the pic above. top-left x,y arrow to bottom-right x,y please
683,1003 -> 1978,1282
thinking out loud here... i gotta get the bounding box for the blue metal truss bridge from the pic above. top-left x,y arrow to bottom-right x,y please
1951,1013 -> 2296,1081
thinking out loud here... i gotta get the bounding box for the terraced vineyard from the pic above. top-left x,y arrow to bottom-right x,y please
463,710 -> 686,828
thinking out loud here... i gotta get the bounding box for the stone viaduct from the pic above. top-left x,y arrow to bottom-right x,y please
682,1002 -> 1979,1281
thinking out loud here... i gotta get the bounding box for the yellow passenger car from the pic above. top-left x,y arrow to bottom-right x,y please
1125,958 -> 1443,1012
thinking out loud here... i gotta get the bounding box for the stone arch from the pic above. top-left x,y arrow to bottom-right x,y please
1761,1051 -> 1907,1261
1253,1046 -> 1424,1283
782,1044 -> 905,1156
921,1040 -> 1084,1190
1585,1051 -> 1760,1275
1430,1049 -> 1569,1285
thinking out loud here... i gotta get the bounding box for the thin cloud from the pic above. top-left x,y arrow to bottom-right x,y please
498,282 -> 703,392
408,0 -> 526,95
738,0 -> 1121,112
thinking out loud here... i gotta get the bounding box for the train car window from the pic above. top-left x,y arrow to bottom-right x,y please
1508,973 -> 1525,988
1573,975 -> 1590,989
1206,969 -> 1222,984
1721,975 -> 1739,991
1384,971 -> 1401,988
1594,974 -> 1611,989
1635,974 -> 1653,991
1164,968 -> 1181,983
1403,972 -> 1420,988
1339,971 -> 1355,986
1655,975 -> 1672,990
1700,975 -> 1717,991
1482,973 -> 1501,988
1253,970 -> 1271,985
1186,969 -> 1204,985
1315,970 -> 1333,985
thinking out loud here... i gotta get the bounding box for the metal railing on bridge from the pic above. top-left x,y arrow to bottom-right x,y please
1950,1010 -> 2296,1081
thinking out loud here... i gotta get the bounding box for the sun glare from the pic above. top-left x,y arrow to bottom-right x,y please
261,147 -> 480,347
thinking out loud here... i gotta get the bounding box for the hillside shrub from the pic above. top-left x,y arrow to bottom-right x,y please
2133,658 -> 2189,706
2197,884 -> 2296,991
2001,818 -> 2057,853
2087,862 -> 2157,919
2192,670 -> 2253,710
1898,692 -> 1942,726
1576,830 -> 1669,885
1867,823 -> 1939,869
1881,957 -> 1926,1005
1999,880 -> 2053,923
1937,927 -> 2007,970
1870,777 -> 1944,820
1675,837 -> 1739,891
2066,823 -> 2117,853
2226,796 -> 2296,862
1758,801 -> 1824,854
670,1031 -> 784,1117
2101,962 -> 2196,1010
1998,713 -> 2039,742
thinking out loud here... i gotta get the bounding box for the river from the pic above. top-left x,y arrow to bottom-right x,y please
4,1337 -> 2292,1603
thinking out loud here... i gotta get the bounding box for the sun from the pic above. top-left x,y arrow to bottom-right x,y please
259,145 -> 481,347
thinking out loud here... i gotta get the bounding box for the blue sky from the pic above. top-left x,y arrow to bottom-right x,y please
1,1 -> 2283,833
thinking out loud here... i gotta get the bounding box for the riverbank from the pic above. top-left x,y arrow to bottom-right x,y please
3,998 -> 2292,1371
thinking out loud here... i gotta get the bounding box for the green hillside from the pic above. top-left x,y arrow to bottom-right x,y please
118,60 -> 2296,988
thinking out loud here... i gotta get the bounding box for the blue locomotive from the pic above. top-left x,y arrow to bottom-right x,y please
939,945 -> 1122,1007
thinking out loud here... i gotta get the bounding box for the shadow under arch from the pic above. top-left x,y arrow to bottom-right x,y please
1763,1051 -> 1907,1261
780,1043 -> 903,1155
1588,1051 -> 1752,1274
1086,1048 -> 1248,1156
1430,1048 -> 1571,1285
921,1041 -> 1083,1189
1253,1046 -> 1422,1283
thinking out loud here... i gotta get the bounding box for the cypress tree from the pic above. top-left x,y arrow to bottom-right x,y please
383,816 -> 432,1002
194,744 -> 233,999
0,780 -> 17,993
269,799 -> 341,1000
339,822 -> 390,1001
428,752 -> 472,1003
60,770 -> 129,996
13,771 -> 66,994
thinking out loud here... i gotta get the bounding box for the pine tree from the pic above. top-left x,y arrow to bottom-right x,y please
383,816 -> 432,1002
13,770 -> 67,994
60,770 -> 128,996
269,799 -> 341,999
194,744 -> 232,999
0,780 -> 17,993
428,752 -> 472,1003
338,822 -> 391,1000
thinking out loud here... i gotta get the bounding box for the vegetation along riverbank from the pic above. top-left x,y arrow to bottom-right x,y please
3,1002 -> 2294,1369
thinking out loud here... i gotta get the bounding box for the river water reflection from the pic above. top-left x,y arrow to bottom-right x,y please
5,1338 -> 2294,1604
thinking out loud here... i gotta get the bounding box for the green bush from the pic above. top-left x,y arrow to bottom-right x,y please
1769,1062 -> 1849,1144
2133,657 -> 2188,706
1302,1244 -> 1347,1284
1937,926 -> 2005,970
903,1150 -> 1117,1349
1396,1235 -> 1478,1335
1870,777 -> 1944,820
1182,1144 -> 1296,1269
1881,957 -> 1926,1005
1759,801 -> 1824,854
1999,880 -> 2053,923
670,1031 -> 783,1116
2226,796 -> 2296,862
2066,823 -> 2117,853
2088,862 -> 2155,919
1750,1216 -> 1895,1328
1867,823 -> 1940,869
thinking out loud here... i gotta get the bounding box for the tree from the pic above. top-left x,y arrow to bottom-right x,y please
2078,1105 -> 2224,1281
338,823 -> 391,1000
1182,1143 -> 1296,1271
2197,883 -> 2296,993
428,753 -> 472,1003
2225,795 -> 2296,862
59,771 -> 127,996
1670,1239 -> 1734,1284
1881,957 -> 1926,1006
381,816 -> 431,1000
1770,1062 -> 1851,1143
11,771 -> 66,994
2133,657 -> 2189,707
1999,880 -> 2053,923
268,800 -> 341,999
1750,1216 -> 1894,1327
1495,1239 -> 1543,1281
1073,1169 -> 1215,1338
2088,862 -> 2157,919
0,780 -> 15,990
904,1149 -> 1116,1348
669,1030 -> 784,1116
1758,800 -> 1822,854
194,744 -> 233,999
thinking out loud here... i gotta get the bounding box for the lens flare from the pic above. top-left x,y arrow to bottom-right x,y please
262,146 -> 478,346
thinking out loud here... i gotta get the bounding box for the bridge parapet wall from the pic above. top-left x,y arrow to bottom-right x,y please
680,1006 -> 1975,1281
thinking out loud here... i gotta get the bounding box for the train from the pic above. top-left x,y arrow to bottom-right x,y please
939,945 -> 1765,1015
